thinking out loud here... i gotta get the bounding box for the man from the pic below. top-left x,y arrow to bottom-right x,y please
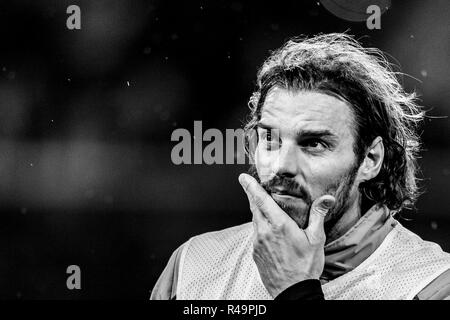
151,33 -> 450,300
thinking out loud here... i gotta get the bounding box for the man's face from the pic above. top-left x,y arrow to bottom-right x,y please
253,87 -> 362,230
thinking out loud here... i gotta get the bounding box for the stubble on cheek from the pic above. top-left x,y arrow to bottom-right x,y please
322,164 -> 360,227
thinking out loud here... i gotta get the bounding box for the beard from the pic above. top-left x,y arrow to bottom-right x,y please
248,162 -> 360,233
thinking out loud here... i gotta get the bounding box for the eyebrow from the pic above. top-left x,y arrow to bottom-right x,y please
295,129 -> 337,141
255,122 -> 273,130
256,122 -> 338,141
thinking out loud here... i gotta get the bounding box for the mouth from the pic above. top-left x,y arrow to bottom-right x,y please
270,190 -> 303,201
270,192 -> 308,215
270,186 -> 302,196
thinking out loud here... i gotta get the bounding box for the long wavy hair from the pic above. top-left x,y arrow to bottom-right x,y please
244,33 -> 424,212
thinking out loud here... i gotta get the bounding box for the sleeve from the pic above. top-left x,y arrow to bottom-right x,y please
150,243 -> 185,300
415,268 -> 450,300
274,279 -> 325,300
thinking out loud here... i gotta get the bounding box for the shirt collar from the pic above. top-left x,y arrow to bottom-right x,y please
321,204 -> 397,282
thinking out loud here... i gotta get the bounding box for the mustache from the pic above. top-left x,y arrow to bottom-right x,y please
260,175 -> 311,203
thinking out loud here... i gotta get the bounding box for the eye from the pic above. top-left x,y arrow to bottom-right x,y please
305,139 -> 320,147
301,139 -> 327,151
263,129 -> 272,141
258,128 -> 280,150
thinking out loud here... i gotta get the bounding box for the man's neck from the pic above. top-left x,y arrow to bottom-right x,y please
321,203 -> 395,281
325,194 -> 362,244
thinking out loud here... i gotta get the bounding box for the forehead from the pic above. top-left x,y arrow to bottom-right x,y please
260,87 -> 355,134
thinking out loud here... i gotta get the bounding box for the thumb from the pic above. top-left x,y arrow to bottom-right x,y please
306,195 -> 336,240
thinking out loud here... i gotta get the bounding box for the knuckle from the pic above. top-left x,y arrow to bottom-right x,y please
253,195 -> 266,209
249,202 -> 259,213
257,229 -> 271,241
271,218 -> 287,232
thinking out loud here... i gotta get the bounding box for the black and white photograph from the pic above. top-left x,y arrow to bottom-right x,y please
0,0 -> 449,303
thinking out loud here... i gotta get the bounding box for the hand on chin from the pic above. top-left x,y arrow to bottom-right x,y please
270,194 -> 310,229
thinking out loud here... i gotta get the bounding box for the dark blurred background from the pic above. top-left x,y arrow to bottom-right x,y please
0,0 -> 449,299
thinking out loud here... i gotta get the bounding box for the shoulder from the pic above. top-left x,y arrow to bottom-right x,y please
184,222 -> 254,259
150,222 -> 253,299
395,223 -> 450,300
189,222 -> 254,245
150,243 -> 186,300
181,222 -> 255,271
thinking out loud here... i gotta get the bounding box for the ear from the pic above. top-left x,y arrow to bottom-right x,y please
357,136 -> 384,183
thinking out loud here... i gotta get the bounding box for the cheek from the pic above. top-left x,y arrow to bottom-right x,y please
255,145 -> 275,182
307,154 -> 356,195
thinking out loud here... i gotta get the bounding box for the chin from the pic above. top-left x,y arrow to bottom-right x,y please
271,194 -> 310,228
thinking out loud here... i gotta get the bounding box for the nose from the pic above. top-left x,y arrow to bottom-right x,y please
272,142 -> 298,178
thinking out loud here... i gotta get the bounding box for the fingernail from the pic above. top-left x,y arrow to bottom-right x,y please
238,174 -> 246,186
322,199 -> 334,209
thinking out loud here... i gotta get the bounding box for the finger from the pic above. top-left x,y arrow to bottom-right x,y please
238,173 -> 285,225
244,190 -> 270,235
252,210 -> 271,235
239,176 -> 272,236
305,195 -> 335,240
239,175 -> 265,226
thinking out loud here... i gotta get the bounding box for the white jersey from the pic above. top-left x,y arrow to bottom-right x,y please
176,222 -> 450,300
